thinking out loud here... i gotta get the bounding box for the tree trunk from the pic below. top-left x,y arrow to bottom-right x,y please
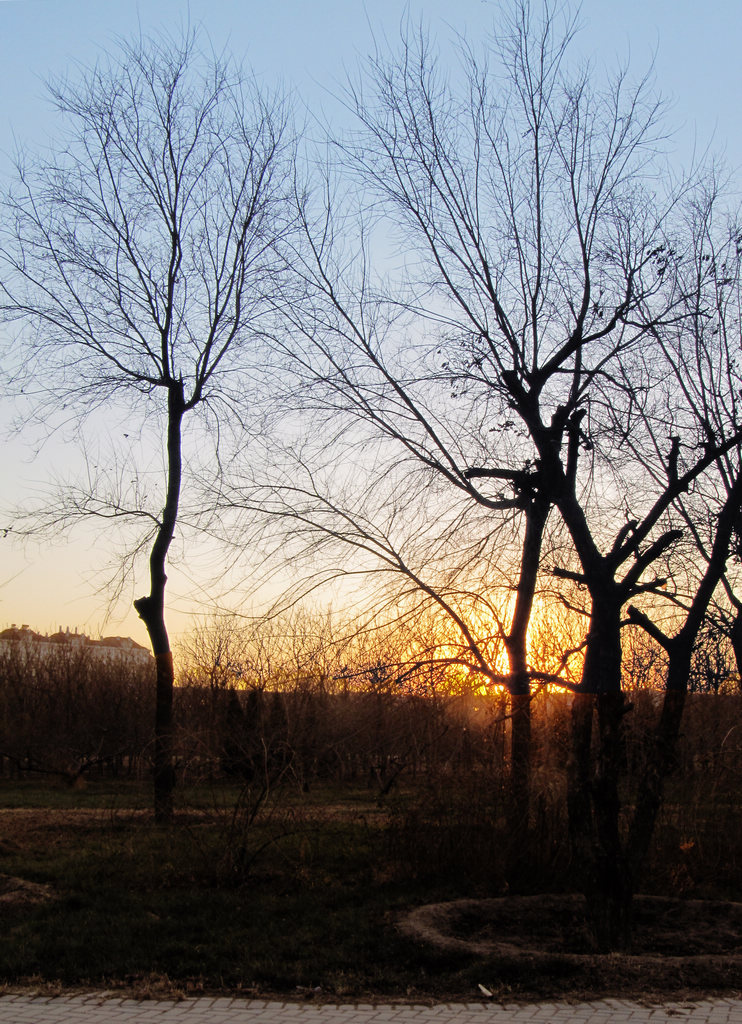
730,610 -> 742,685
567,690 -> 594,877
507,691 -> 531,880
591,692 -> 633,951
505,610 -> 532,877
134,379 -> 185,825
628,685 -> 687,882
152,650 -> 177,822
569,590 -> 633,950
504,491 -> 549,879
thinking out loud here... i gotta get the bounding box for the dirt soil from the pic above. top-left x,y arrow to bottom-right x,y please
0,873 -> 56,908
399,894 -> 742,994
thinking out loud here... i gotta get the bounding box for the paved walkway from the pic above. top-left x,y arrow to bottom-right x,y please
1,996 -> 742,1024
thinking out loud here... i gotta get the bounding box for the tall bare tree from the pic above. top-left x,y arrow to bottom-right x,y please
619,191 -> 742,893
0,32 -> 294,821
240,2 -> 742,947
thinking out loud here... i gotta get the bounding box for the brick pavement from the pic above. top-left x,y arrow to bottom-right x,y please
1,996 -> 742,1024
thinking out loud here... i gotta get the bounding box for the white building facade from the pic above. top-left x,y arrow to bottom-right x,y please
0,624 -> 153,667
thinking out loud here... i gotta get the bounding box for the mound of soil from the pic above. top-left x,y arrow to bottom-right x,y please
400,894 -> 742,974
0,873 -> 56,908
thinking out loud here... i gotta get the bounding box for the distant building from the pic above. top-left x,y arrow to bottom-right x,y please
0,624 -> 153,668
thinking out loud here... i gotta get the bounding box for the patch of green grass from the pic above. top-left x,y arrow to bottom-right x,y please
0,778 -> 151,810
0,780 -> 491,997
0,812 -> 438,994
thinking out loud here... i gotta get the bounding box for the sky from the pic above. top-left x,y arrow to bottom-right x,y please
1,0 -> 741,646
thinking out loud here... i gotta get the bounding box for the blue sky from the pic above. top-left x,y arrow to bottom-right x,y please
2,1 -> 740,174
1,0 -> 740,643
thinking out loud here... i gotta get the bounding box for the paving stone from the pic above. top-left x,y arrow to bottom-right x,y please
5,996 -> 742,1024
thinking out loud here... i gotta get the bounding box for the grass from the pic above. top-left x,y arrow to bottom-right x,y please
2,773 -> 742,1001
0,778 -> 151,810
0,778 -> 485,999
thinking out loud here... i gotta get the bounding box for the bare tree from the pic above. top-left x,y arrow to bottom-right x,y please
237,2 -> 742,948
616,191 -> 742,897
0,31 -> 294,821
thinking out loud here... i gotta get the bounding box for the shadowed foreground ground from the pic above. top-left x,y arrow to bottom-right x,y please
4,779 -> 742,1003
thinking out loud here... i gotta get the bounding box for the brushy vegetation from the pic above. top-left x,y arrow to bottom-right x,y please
2,688 -> 742,1000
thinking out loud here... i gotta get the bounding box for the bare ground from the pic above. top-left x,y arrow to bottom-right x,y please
399,895 -> 742,994
0,873 -> 56,908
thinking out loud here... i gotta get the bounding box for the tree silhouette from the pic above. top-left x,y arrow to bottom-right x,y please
246,2 -> 742,946
1,31 -> 295,821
